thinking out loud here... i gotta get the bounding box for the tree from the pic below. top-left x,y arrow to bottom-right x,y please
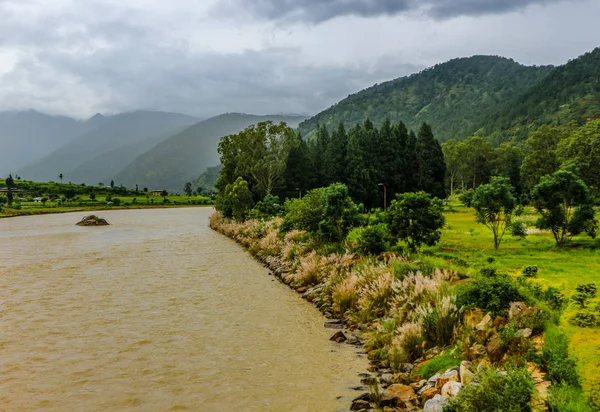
472,177 -> 517,249
531,170 -> 597,246
184,182 -> 193,196
217,121 -> 297,198
59,173 -> 63,184
460,136 -> 494,190
110,180 -> 115,188
90,192 -> 96,201
557,119 -> 600,196
323,123 -> 348,185
216,177 -> 254,221
5,174 -> 15,206
386,191 -> 445,252
416,123 -> 446,198
161,190 -> 168,199
442,139 -> 462,196
521,125 -> 570,192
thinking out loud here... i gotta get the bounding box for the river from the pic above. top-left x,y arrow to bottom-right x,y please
0,208 -> 366,411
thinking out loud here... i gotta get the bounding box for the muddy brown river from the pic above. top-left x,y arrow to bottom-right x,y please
0,208 -> 366,411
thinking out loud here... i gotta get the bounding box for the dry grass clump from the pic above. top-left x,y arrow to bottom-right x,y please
285,229 -> 307,243
417,294 -> 461,348
332,274 -> 360,314
392,322 -> 424,363
358,269 -> 399,318
293,251 -> 322,286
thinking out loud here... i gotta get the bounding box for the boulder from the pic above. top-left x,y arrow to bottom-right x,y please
435,369 -> 459,388
324,319 -> 343,329
486,334 -> 506,362
329,331 -> 347,343
515,328 -> 533,339
476,312 -> 493,331
469,343 -> 487,358
508,302 -> 528,319
459,361 -> 474,385
441,381 -> 462,397
392,372 -> 410,384
350,399 -> 370,411
76,215 -> 109,226
423,394 -> 448,412
383,384 -> 418,408
420,386 -> 440,403
410,379 -> 427,391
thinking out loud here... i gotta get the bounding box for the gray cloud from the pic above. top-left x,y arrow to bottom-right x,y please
218,0 -> 566,22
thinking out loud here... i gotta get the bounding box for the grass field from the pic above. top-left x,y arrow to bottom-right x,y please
424,200 -> 600,396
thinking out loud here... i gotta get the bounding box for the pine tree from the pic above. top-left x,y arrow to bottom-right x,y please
416,123 -> 446,198
405,130 -> 420,192
324,123 -> 348,185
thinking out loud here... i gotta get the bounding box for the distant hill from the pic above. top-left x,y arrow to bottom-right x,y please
192,165 -> 222,194
17,111 -> 198,183
478,48 -> 600,140
114,113 -> 309,192
298,56 -> 554,141
0,110 -> 105,175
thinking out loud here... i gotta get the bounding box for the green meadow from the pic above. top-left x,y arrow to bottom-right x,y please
424,200 -> 600,395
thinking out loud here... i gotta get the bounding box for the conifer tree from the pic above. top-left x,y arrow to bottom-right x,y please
416,123 -> 446,198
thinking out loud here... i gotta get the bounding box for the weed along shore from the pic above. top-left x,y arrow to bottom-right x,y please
210,209 -> 595,412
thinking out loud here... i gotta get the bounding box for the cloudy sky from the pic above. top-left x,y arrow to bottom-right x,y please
0,0 -> 598,119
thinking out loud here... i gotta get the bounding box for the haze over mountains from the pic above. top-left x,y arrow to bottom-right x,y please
1,48 -> 598,192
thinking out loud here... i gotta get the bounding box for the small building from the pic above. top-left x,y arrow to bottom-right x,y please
0,188 -> 20,194
150,190 -> 165,196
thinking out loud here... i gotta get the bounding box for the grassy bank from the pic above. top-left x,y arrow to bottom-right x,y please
210,208 -> 596,411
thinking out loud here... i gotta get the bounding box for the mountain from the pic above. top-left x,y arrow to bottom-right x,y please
66,127 -> 188,185
0,110 -> 103,175
298,56 -> 554,141
478,48 -> 600,140
17,111 -> 198,182
114,113 -> 309,192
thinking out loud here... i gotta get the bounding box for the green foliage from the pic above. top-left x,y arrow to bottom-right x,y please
386,191 -> 445,252
456,274 -> 523,316
510,221 -> 528,240
353,223 -> 392,255
421,298 -> 461,348
111,198 -> 121,206
548,383 -> 595,412
443,367 -> 534,412
522,265 -> 538,278
283,184 -> 361,242
183,182 -> 193,196
541,327 -> 580,386
216,177 -> 254,221
531,170 -> 598,246
458,189 -> 475,207
249,194 -> 283,219
472,176 -> 517,249
569,311 -> 598,328
414,351 -> 461,379
558,119 -> 600,196
576,283 -> 597,298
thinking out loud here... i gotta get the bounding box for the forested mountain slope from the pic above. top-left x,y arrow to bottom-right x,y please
299,56 -> 553,141
114,113 -> 308,192
478,48 -> 600,140
17,111 -> 198,182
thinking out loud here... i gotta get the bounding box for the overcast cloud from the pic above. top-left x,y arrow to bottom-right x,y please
0,0 -> 598,119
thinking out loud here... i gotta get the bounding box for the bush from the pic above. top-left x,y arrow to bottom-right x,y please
413,350 -> 461,379
569,311 -> 598,327
459,189 -> 475,207
389,260 -> 421,280
249,194 -> 283,219
420,295 -> 460,348
111,197 -> 121,206
392,322 -> 424,363
443,367 -> 533,412
510,221 -> 528,239
354,223 -> 392,255
576,283 -> 597,298
522,265 -> 538,278
456,274 -> 523,316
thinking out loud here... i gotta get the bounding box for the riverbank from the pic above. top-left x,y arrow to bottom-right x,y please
210,212 -> 593,411
0,203 -> 213,218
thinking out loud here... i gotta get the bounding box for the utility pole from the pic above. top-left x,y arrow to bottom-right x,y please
378,183 -> 387,211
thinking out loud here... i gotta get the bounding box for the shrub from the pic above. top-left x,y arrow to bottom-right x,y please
443,367 -> 533,412
354,223 -> 392,255
358,271 -> 397,317
249,194 -> 283,219
456,274 -> 523,316
459,189 -> 475,207
522,265 -> 538,278
569,311 -> 598,327
576,283 -> 597,298
389,260 -> 421,280
292,251 -> 321,286
332,274 -> 360,314
111,197 -> 121,206
510,221 -> 528,239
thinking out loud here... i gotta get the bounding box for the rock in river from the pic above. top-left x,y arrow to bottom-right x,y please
76,215 -> 109,226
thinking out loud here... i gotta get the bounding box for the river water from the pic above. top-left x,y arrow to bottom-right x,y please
0,208 -> 366,411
